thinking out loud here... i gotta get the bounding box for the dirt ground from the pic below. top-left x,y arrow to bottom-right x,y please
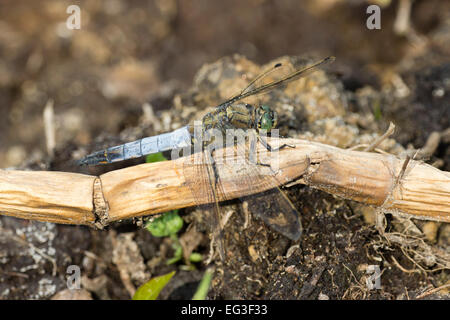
0,0 -> 449,300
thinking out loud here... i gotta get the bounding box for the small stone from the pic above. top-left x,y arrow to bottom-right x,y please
422,222 -> 439,243
438,224 -> 450,246
358,205 -> 377,225
318,292 -> 329,300
51,289 -> 92,300
6,146 -> 27,167
248,245 -> 259,263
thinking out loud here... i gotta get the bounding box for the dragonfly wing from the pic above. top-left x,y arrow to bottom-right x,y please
217,134 -> 302,241
184,130 -> 302,262
218,56 -> 335,108
240,187 -> 302,241
183,147 -> 227,261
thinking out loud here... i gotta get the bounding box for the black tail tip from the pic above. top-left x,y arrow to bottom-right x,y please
76,158 -> 88,166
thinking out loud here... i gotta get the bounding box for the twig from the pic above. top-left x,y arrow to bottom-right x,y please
394,0 -> 412,36
0,138 -> 449,225
416,284 -> 450,299
43,99 -> 55,158
391,255 -> 420,274
416,131 -> 441,160
363,122 -> 396,152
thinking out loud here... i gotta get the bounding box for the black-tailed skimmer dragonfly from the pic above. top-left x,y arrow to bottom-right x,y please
79,56 -> 335,260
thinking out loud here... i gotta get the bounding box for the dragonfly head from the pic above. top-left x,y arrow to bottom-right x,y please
256,105 -> 278,132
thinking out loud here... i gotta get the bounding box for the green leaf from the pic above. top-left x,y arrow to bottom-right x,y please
189,252 -> 203,263
167,246 -> 183,265
372,100 -> 382,121
179,264 -> 196,271
133,271 -> 176,300
192,268 -> 213,300
146,210 -> 183,237
146,152 -> 167,163
165,211 -> 183,235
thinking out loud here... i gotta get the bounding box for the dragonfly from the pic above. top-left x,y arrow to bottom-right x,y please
79,56 -> 335,260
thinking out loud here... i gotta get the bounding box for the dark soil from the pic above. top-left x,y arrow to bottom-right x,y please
0,0 -> 449,300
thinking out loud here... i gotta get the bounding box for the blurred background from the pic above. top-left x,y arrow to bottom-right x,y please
0,0 -> 449,300
0,0 -> 449,169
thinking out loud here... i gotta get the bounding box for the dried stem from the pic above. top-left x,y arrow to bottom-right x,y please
0,138 -> 449,226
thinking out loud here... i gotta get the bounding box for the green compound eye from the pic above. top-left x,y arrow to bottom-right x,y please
260,113 -> 273,131
258,105 -> 275,131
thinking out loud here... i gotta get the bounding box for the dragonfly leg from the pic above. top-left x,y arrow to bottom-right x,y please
258,135 -> 295,152
250,137 -> 276,169
255,161 -> 271,167
253,135 -> 295,175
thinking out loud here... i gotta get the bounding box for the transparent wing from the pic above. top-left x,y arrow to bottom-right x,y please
219,56 -> 335,108
183,130 -> 302,263
183,144 -> 227,261
223,135 -> 302,240
238,62 -> 283,96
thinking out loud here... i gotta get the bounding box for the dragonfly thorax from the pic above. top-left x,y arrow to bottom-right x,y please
214,103 -> 278,133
